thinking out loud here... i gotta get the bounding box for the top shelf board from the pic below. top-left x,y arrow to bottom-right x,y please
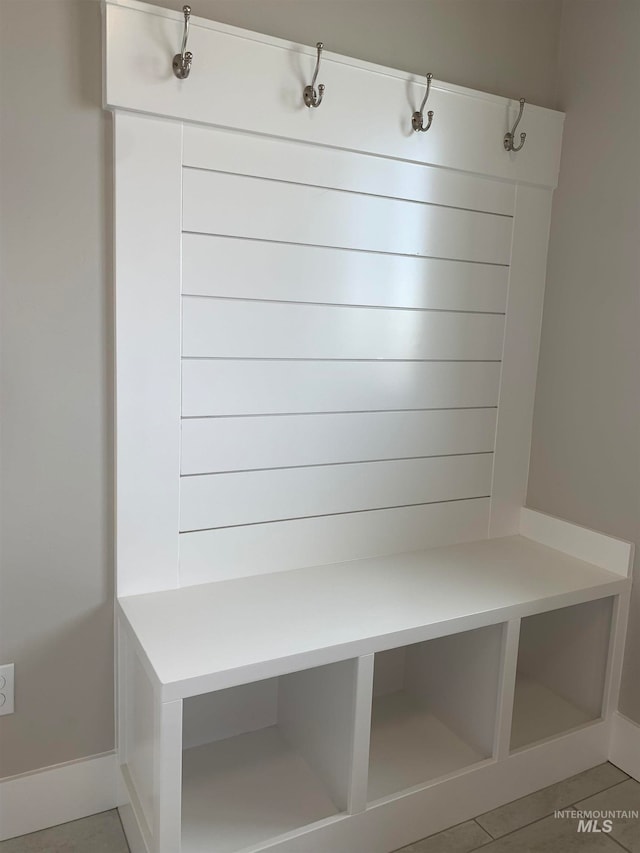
103,0 -> 564,187
119,529 -> 629,702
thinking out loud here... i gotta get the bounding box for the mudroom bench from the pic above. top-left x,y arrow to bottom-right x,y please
105,3 -> 633,851
117,510 -> 631,853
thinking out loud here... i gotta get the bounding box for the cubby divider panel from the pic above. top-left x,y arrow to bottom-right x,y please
181,659 -> 360,853
511,597 -> 613,751
368,624 -> 503,801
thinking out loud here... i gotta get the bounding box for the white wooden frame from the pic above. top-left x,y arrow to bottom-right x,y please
113,112 -> 182,596
105,3 -> 634,852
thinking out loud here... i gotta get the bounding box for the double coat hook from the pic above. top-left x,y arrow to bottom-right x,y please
304,42 -> 325,108
166,13 -> 528,154
504,98 -> 526,152
412,73 -> 434,132
173,5 -> 193,79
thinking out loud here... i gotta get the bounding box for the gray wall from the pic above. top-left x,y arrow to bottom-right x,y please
527,0 -> 640,724
0,0 -> 114,778
0,0 -> 564,778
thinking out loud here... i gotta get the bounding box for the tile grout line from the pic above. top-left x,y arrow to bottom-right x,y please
472,767 -> 631,842
397,769 -> 633,851
566,776 -> 636,853
469,810 -> 568,849
464,773 -> 634,851
473,814 -> 499,841
566,778 -> 631,808
115,809 -> 132,853
566,777 -> 636,853
471,818 -> 494,845
607,835 -> 634,853
394,817 -> 492,853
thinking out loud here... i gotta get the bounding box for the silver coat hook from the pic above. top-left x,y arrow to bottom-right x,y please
412,73 -> 434,132
172,5 -> 193,79
303,42 -> 325,108
504,98 -> 526,152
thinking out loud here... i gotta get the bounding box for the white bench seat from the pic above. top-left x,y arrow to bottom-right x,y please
119,532 -> 628,702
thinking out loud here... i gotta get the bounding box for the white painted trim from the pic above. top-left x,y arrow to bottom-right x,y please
602,591 -> 631,722
154,700 -> 183,852
0,752 -> 118,842
114,111 -> 183,597
520,508 -> 634,577
609,712 -> 640,782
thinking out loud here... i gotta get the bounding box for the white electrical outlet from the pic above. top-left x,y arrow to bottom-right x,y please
0,663 -> 14,715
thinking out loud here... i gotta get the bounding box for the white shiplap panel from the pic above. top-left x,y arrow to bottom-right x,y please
181,409 -> 498,474
182,171 -> 513,265
182,235 -> 510,313
179,499 -> 491,585
179,454 -> 493,531
182,299 -> 505,361
182,360 -> 502,416
183,125 -> 515,216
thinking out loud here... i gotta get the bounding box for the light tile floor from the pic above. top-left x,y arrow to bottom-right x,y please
1,763 -> 638,852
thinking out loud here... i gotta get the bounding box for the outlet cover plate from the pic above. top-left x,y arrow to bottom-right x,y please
0,663 -> 14,715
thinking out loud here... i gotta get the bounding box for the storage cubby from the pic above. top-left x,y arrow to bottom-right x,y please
511,597 -> 613,751
367,624 -> 504,801
181,659 -> 358,853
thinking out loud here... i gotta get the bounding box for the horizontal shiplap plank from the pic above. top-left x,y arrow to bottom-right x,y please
182,235 -> 510,313
182,170 -> 513,265
182,360 -> 502,416
181,409 -> 498,474
183,125 -> 515,216
179,454 -> 493,531
182,299 -> 505,360
179,498 -> 491,585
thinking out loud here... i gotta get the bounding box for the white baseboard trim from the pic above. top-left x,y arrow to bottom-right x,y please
0,752 -> 118,842
609,712 -> 640,782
